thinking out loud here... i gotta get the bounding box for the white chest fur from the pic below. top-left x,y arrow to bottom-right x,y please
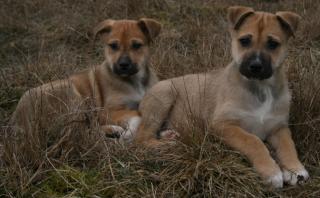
131,82 -> 146,101
253,87 -> 273,124
217,85 -> 289,141
120,81 -> 146,110
240,86 -> 288,140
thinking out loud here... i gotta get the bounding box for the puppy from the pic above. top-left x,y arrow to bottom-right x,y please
10,18 -> 160,142
135,7 -> 309,188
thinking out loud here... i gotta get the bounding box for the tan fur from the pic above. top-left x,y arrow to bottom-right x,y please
10,19 -> 160,140
135,7 -> 308,188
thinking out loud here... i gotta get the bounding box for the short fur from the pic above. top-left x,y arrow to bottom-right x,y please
10,19 -> 161,141
135,7 -> 308,188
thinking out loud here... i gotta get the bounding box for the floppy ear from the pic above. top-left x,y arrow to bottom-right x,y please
92,19 -> 115,41
276,11 -> 301,37
137,18 -> 162,43
227,6 -> 254,30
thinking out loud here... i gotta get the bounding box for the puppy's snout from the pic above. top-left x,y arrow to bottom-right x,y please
113,55 -> 138,76
239,52 -> 273,80
118,56 -> 132,71
249,61 -> 263,74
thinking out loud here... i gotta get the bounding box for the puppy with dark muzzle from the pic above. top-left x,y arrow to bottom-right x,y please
135,7 -> 309,188
10,18 -> 160,142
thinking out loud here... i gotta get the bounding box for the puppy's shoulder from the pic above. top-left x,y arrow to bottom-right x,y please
69,67 -> 95,98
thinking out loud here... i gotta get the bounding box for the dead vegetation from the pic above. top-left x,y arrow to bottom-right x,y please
0,0 -> 320,197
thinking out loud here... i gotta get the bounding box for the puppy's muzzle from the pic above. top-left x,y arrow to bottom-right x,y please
113,55 -> 138,76
239,52 -> 273,80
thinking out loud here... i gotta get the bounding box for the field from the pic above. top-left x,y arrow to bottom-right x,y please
1,0 -> 320,197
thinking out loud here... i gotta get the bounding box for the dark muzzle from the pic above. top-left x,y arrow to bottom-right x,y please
239,52 -> 273,80
113,55 -> 138,76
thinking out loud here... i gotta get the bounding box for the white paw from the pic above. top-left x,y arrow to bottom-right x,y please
119,116 -> 141,143
282,168 -> 309,185
119,129 -> 135,142
266,171 -> 283,188
102,125 -> 125,138
109,125 -> 125,133
159,129 -> 180,140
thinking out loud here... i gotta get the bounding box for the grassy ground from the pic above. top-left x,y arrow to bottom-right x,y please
1,0 -> 320,197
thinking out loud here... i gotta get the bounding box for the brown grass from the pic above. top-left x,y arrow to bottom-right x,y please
1,0 -> 320,197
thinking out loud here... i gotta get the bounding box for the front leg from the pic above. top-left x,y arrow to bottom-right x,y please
119,116 -> 142,142
101,109 -> 141,142
267,127 -> 309,185
214,122 -> 283,188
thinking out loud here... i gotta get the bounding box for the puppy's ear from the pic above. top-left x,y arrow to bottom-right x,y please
137,18 -> 162,43
92,19 -> 115,41
228,6 -> 254,30
276,11 -> 301,38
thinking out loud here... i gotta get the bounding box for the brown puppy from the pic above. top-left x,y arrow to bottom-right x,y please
10,18 -> 160,142
135,7 -> 308,188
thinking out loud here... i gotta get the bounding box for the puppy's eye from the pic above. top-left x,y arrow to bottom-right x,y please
267,40 -> 280,50
132,42 -> 143,50
239,37 -> 252,47
108,43 -> 119,51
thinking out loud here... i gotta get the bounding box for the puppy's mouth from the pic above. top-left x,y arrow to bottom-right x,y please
239,52 -> 273,80
113,64 -> 139,77
112,55 -> 139,77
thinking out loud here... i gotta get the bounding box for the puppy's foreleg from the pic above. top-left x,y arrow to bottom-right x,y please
214,122 -> 283,188
101,116 -> 142,142
119,116 -> 141,142
101,109 -> 140,140
267,127 -> 309,185
100,125 -> 124,138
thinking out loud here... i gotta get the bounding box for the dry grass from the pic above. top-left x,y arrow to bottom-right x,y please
1,0 -> 320,197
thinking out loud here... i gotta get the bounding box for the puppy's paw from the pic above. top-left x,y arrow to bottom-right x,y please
159,129 -> 180,140
110,125 -> 125,133
119,129 -> 136,142
101,125 -> 125,138
282,167 -> 309,185
119,116 -> 141,143
265,171 -> 284,188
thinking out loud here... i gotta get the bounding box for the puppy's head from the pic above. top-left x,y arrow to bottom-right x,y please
228,6 -> 300,80
93,18 -> 161,77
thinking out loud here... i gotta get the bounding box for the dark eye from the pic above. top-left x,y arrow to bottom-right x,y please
239,37 -> 252,47
132,42 -> 143,50
267,40 -> 280,50
108,42 -> 119,51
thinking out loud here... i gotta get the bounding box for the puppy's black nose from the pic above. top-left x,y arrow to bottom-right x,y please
249,62 -> 263,74
118,56 -> 132,70
113,55 -> 138,76
239,52 -> 273,80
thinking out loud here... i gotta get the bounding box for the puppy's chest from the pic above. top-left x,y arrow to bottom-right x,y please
237,88 -> 288,140
107,84 -> 146,110
251,89 -> 274,124
124,87 -> 145,110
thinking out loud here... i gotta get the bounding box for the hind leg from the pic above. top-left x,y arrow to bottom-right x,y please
159,129 -> 180,140
135,82 -> 177,148
135,107 -> 174,148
